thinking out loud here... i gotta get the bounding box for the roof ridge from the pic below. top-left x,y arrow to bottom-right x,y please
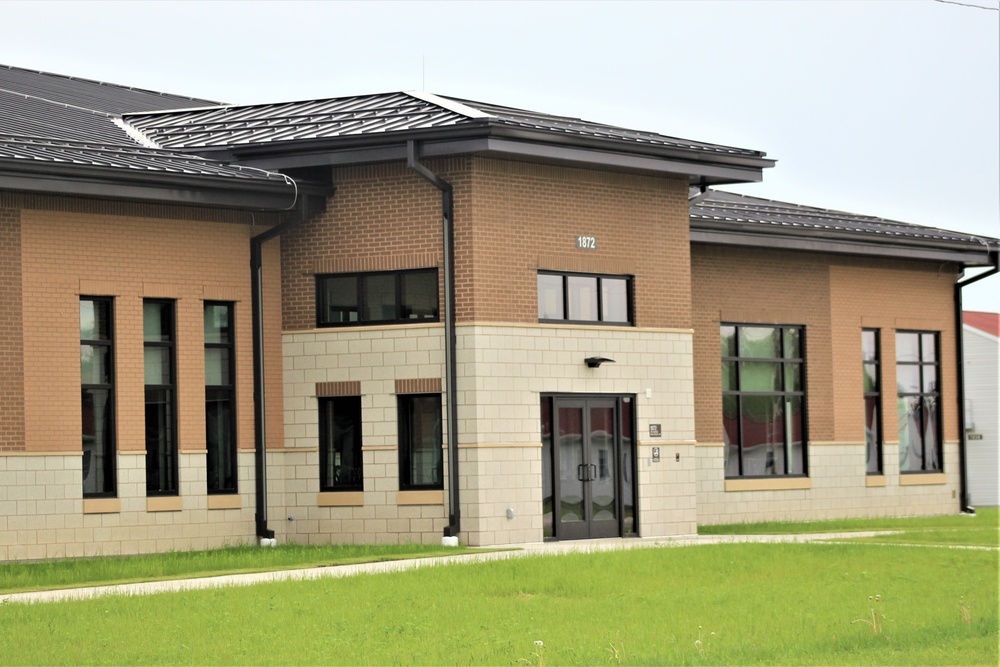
404,91 -> 494,119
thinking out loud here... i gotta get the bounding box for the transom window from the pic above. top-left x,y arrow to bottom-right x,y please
537,272 -> 632,324
896,331 -> 941,473
316,269 -> 438,327
722,324 -> 807,478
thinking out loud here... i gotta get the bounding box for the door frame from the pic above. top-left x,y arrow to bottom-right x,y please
542,393 -> 638,541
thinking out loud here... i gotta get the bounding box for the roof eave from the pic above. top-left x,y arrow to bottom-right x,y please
202,123 -> 773,184
0,159 -> 313,210
690,223 -> 997,268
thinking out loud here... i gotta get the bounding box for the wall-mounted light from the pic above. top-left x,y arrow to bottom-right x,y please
585,356 -> 615,368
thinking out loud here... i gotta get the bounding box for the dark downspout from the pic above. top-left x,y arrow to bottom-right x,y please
251,193 -> 328,540
407,141 -> 460,538
954,248 -> 999,514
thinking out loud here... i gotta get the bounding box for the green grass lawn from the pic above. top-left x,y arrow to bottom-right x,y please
0,541 -> 995,665
0,543 -> 474,595
701,508 -> 999,546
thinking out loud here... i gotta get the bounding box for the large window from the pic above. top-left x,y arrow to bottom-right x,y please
320,396 -> 363,491
537,272 -> 632,324
316,269 -> 438,327
398,394 -> 443,490
863,329 -> 882,474
722,324 -> 807,477
81,297 -> 116,497
205,302 -> 236,494
144,300 -> 177,495
896,331 -> 941,472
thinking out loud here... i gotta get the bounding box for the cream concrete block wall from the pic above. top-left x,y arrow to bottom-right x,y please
280,324 -> 449,545
695,442 -> 960,524
457,324 -> 697,546
1,451 -> 258,561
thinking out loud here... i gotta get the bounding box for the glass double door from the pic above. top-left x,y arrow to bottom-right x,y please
542,395 -> 635,540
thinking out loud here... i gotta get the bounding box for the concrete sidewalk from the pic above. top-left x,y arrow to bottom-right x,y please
0,531 -> 895,606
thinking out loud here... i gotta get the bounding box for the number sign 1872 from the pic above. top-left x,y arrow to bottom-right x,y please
576,235 -> 597,250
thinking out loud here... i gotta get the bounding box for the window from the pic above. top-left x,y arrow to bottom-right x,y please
862,329 -> 882,474
896,331 -> 941,472
320,396 -> 363,491
205,302 -> 236,494
316,269 -> 438,327
537,272 -> 632,324
398,394 -> 443,490
81,297 -> 116,497
144,300 -> 177,495
721,324 -> 807,477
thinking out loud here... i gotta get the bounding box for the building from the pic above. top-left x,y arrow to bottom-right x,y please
962,311 -> 999,507
1,64 -> 997,560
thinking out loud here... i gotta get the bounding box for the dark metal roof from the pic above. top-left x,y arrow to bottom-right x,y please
690,188 -> 999,266
448,96 -> 764,158
121,91 -> 768,162
0,135 -> 289,181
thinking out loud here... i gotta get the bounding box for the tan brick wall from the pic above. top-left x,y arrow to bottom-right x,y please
465,158 -> 691,328
691,245 -> 960,447
0,207 -> 25,452
691,244 -> 961,524
280,157 -> 691,331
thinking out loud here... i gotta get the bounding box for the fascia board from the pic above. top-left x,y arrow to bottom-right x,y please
690,228 -> 991,267
0,164 -> 300,210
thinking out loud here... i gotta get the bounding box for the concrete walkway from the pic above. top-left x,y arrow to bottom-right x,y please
0,531 -> 898,606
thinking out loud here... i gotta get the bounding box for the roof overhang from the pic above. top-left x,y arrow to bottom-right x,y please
0,159 -> 328,210
188,125 -> 774,186
691,222 -> 998,268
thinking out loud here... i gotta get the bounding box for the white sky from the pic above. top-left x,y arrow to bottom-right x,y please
3,0 -> 998,310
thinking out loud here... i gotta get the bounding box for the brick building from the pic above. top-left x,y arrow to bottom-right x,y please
1,65 -> 997,560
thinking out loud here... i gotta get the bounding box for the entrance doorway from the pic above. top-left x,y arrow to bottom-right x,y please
541,395 -> 636,540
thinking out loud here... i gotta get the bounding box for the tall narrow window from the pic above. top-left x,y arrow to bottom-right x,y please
205,302 -> 236,494
862,329 -> 882,474
897,331 -> 941,472
320,396 -> 363,491
81,297 -> 116,497
721,324 -> 807,477
398,394 -> 443,490
144,300 -> 177,495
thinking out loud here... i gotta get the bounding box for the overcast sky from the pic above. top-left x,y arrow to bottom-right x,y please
3,0 -> 998,310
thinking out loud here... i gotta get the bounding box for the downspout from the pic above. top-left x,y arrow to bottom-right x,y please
406,140 -> 461,538
954,247 -> 999,514
251,185 -> 329,541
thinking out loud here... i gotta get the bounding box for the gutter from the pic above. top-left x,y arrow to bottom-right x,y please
250,185 -> 330,541
406,140 -> 461,539
954,246 -> 999,513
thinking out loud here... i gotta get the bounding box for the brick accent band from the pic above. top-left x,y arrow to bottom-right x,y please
395,378 -> 442,394
316,381 -> 362,397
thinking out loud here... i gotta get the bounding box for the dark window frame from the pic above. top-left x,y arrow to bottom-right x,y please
863,328 -> 883,475
205,301 -> 237,495
144,299 -> 179,497
319,395 -> 364,492
315,268 -> 439,328
896,330 -> 942,474
722,323 -> 809,479
537,271 -> 634,326
81,296 -> 117,498
397,393 -> 444,491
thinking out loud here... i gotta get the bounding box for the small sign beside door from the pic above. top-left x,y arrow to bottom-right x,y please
649,423 -> 661,437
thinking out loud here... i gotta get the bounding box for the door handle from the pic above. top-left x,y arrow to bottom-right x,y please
577,464 -> 586,482
589,463 -> 597,481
